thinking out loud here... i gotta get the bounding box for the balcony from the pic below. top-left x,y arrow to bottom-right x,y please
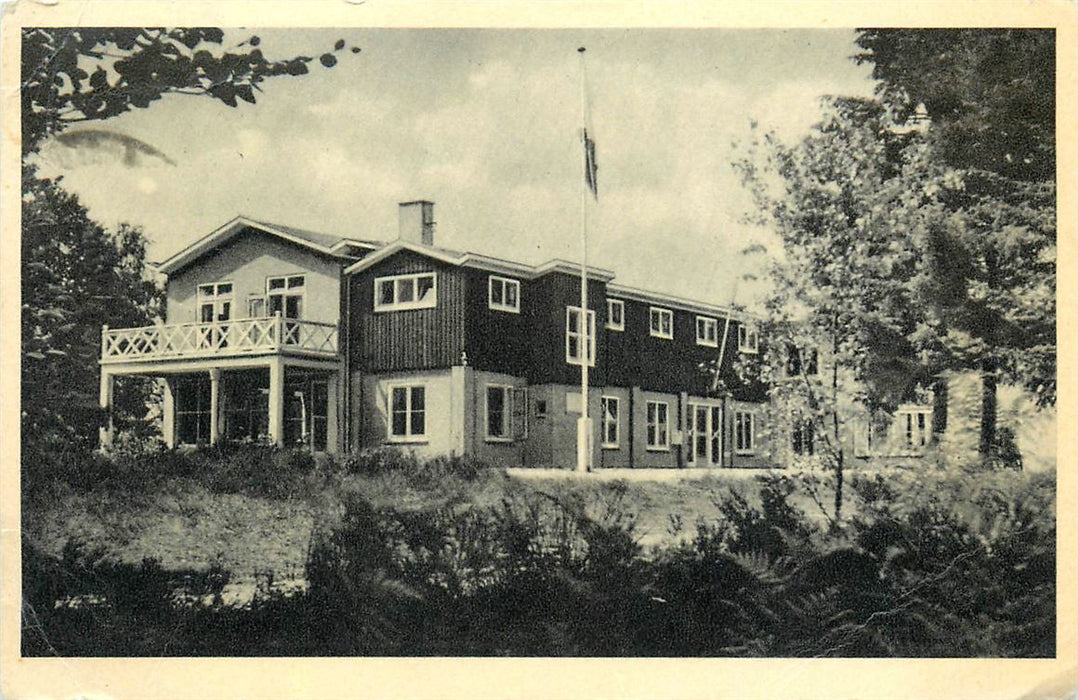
100,316 -> 339,364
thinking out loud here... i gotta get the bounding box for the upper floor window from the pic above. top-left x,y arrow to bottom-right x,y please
696,315 -> 719,347
197,282 -> 233,322
388,384 -> 426,442
738,325 -> 759,353
649,307 -> 673,340
606,299 -> 625,331
375,272 -> 437,312
735,410 -> 756,454
566,306 -> 596,366
792,419 -> 815,456
786,345 -> 819,376
267,274 -> 305,319
488,275 -> 521,313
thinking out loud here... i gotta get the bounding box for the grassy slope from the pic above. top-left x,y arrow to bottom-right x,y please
22,469 -> 828,583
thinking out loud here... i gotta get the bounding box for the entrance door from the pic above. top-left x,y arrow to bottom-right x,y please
688,404 -> 723,466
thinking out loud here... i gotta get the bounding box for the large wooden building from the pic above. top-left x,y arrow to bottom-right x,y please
98,200 -> 772,468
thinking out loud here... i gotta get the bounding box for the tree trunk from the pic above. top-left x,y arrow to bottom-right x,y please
831,327 -> 843,524
978,361 -> 998,462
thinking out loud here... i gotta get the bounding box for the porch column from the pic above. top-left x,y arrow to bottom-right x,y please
161,378 -> 175,448
208,368 -> 221,445
326,373 -> 339,454
99,369 -> 114,448
268,359 -> 285,447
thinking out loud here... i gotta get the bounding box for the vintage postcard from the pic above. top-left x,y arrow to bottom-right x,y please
1,1 -> 1075,698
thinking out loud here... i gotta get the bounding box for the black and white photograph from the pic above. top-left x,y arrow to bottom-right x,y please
2,2 -> 1073,698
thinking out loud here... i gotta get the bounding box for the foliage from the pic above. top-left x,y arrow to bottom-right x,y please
854,29 -> 1056,459
22,463 -> 1054,658
21,28 -> 359,155
21,168 -> 164,466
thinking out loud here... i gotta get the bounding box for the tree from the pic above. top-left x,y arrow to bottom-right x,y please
855,29 -> 1056,460
21,28 -> 358,154
20,28 -> 359,458
22,165 -> 163,458
735,98 -> 931,521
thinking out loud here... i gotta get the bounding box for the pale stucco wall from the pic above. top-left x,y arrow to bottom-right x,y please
166,233 -> 341,326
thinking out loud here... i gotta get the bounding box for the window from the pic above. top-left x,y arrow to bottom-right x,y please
696,315 -> 718,347
375,272 -> 437,311
247,295 -> 266,318
175,378 -> 212,445
897,407 -> 931,449
197,282 -> 233,322
606,299 -> 625,331
649,307 -> 673,339
646,400 -> 669,450
486,385 -> 527,441
735,411 -> 755,453
792,419 -> 815,456
738,325 -> 758,353
488,276 -> 521,313
267,274 -> 305,319
601,396 -> 620,448
388,385 -> 426,441
566,306 -> 596,366
486,385 -> 511,441
535,399 -> 548,419
786,345 -> 819,376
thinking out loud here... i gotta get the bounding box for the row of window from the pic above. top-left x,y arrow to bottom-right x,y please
197,275 -> 306,322
196,271 -> 761,358
385,382 -> 757,454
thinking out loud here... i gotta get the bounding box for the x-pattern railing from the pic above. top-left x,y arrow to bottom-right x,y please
101,316 -> 338,363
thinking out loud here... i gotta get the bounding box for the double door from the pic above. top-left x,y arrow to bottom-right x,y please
687,403 -> 723,467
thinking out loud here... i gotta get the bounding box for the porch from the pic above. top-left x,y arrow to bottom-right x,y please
99,317 -> 342,452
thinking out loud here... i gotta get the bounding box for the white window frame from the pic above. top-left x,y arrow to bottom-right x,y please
266,274 -> 306,320
566,306 -> 596,367
696,315 -> 719,347
601,395 -> 620,449
735,410 -> 756,454
374,272 -> 438,312
649,307 -> 674,340
197,281 -> 233,322
738,324 -> 759,354
646,400 -> 670,451
605,299 -> 625,331
485,384 -> 513,442
386,383 -> 427,443
488,275 -> 521,313
896,406 -> 932,449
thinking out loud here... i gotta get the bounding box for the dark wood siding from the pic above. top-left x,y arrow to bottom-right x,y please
349,250 -> 465,372
525,273 -> 607,386
604,299 -> 767,400
462,268 -> 531,376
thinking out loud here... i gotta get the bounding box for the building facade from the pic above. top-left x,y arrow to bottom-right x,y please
98,201 -> 777,469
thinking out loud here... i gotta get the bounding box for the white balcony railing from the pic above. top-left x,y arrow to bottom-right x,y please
101,316 -> 338,363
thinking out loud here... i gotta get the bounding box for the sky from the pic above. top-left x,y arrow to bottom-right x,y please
32,28 -> 877,308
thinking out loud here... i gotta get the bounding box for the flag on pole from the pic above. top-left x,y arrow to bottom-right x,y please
583,128 -> 598,199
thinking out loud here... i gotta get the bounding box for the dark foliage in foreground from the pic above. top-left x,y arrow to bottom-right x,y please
23,456 -> 1055,658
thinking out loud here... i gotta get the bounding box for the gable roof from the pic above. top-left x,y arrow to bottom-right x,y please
154,216 -> 381,275
342,240 -> 617,282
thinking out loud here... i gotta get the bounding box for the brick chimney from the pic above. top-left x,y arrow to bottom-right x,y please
398,200 -> 435,246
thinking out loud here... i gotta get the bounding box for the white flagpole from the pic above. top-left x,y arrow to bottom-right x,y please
576,46 -> 591,473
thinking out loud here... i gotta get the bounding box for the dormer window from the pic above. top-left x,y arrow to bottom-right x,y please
375,272 -> 437,312
488,275 -> 521,313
